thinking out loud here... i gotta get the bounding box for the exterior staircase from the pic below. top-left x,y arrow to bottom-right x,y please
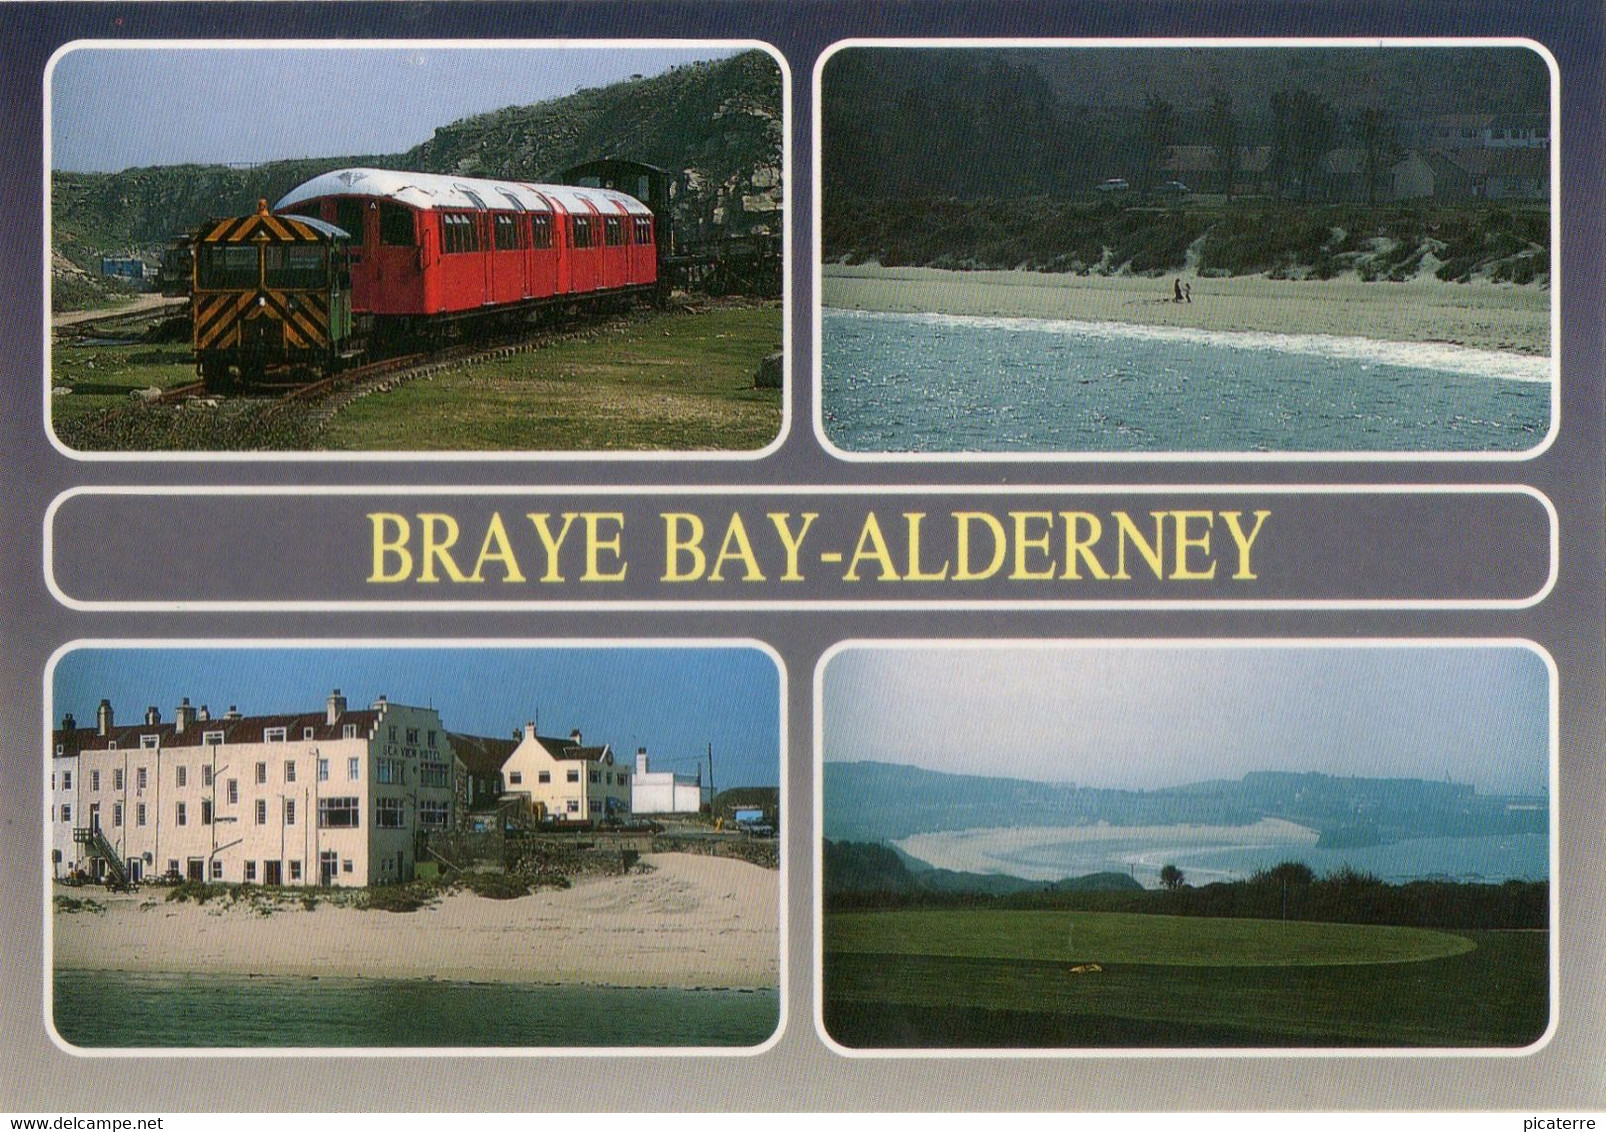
72,822 -> 130,889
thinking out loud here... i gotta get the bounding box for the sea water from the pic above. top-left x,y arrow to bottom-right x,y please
898,827 -> 1548,891
820,308 -> 1551,453
51,970 -> 779,1049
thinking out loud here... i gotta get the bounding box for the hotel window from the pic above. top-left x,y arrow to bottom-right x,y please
211,860 -> 224,881
318,797 -> 359,828
255,762 -> 267,785
406,728 -> 419,746
202,765 -> 213,787
140,734 -> 159,749
264,727 -> 287,743
606,772 -> 613,785
428,730 -> 437,749
284,799 -> 296,826
112,802 -> 123,827
566,800 -> 579,813
135,768 -> 146,790
284,761 -> 296,783
537,771 -> 550,784
91,771 -> 100,791
202,799 -> 213,825
318,759 -> 329,782
175,802 -> 187,826
348,756 -> 361,781
589,771 -> 600,784
590,800 -> 602,814
203,731 -> 223,747
378,758 -> 405,785
226,779 -> 238,805
136,803 -> 146,827
176,765 -> 187,788
244,861 -> 257,883
289,860 -> 302,882
61,804 -> 71,823
303,727 -> 315,740
388,725 -> 396,741
376,798 -> 405,829
255,799 -> 267,825
419,800 -> 449,829
167,859 -> 178,877
342,724 -> 357,739
567,769 -> 580,783
62,771 -> 71,789
509,771 -> 522,786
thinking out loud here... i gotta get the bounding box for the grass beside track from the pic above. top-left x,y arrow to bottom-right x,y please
822,910 -> 1548,1048
319,304 -> 782,452
50,303 -> 782,453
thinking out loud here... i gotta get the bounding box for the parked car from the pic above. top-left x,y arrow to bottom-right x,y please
1157,180 -> 1191,194
1095,177 -> 1130,193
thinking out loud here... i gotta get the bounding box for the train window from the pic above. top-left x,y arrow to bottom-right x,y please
571,215 -> 593,249
530,214 -> 552,250
494,214 -> 521,251
442,213 -> 480,254
379,203 -> 414,247
604,216 -> 624,246
196,244 -> 258,289
335,199 -> 365,242
263,245 -> 327,289
634,216 -> 653,245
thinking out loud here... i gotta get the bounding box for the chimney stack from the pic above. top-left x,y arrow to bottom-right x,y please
225,705 -> 241,721
327,688 -> 347,725
570,729 -> 583,746
636,747 -> 649,774
198,704 -> 210,722
174,697 -> 197,734
61,712 -> 76,733
96,699 -> 113,737
144,706 -> 161,726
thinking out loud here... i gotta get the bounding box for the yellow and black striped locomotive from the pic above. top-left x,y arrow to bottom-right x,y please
191,201 -> 356,393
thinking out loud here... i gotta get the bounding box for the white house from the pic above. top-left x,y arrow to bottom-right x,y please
630,748 -> 707,815
500,724 -> 631,822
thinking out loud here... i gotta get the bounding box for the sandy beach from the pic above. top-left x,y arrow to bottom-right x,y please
822,264 -> 1550,357
53,852 -> 778,990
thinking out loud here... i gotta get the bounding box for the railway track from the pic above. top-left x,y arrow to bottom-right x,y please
152,306 -> 647,415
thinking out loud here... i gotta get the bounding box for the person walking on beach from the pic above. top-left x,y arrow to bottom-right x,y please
1174,278 -> 1184,303
1184,282 -> 1192,303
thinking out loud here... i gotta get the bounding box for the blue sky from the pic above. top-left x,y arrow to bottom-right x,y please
50,46 -> 740,173
54,645 -> 780,787
822,645 -> 1551,797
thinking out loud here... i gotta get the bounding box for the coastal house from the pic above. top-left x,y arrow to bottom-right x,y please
50,690 -> 455,887
630,748 -> 708,815
500,724 -> 631,822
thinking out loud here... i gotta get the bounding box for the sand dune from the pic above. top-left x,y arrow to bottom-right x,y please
52,853 -> 778,990
822,264 -> 1550,357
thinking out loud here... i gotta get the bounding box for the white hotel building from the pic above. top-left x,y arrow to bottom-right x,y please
50,690 -> 456,887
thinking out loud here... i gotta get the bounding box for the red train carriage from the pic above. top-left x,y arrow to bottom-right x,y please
272,168 -> 657,342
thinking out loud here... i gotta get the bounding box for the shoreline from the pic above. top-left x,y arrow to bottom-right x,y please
821,264 -> 1551,358
53,852 -> 778,991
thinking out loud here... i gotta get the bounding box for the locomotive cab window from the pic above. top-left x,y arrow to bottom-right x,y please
379,202 -> 415,247
263,245 -> 327,289
196,245 -> 259,289
604,215 -> 624,246
335,199 -> 365,243
530,214 -> 553,249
